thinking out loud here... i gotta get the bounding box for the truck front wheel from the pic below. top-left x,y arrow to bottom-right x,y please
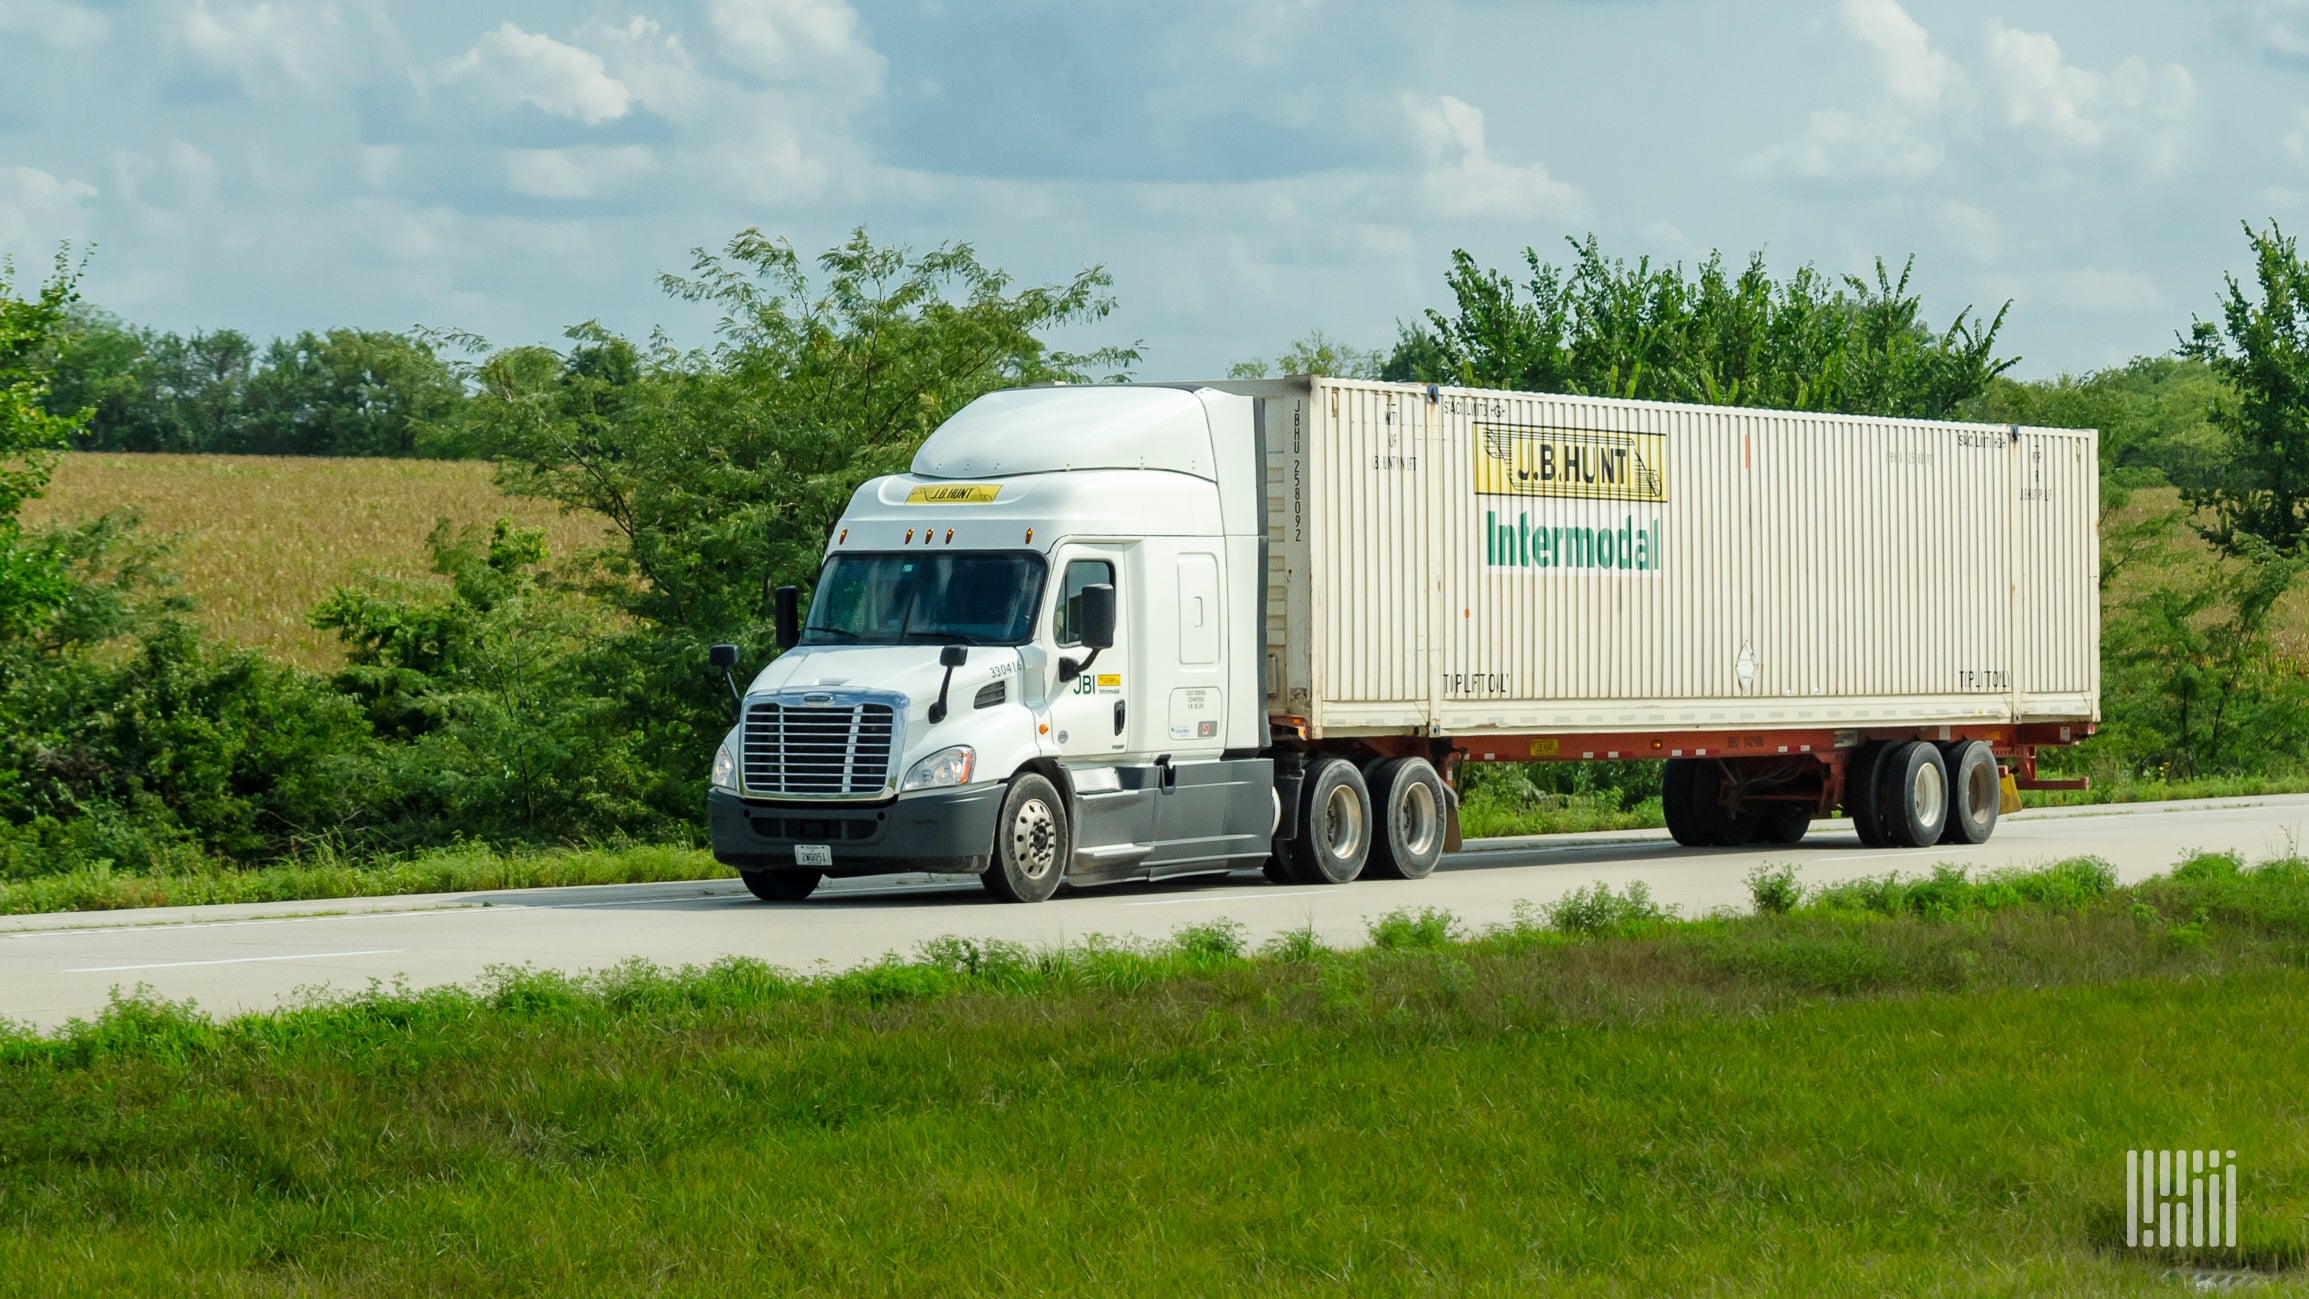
741,870 -> 822,902
1290,757 -> 1372,885
983,773 -> 1069,903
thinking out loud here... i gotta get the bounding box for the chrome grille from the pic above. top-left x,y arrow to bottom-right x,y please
741,700 -> 897,798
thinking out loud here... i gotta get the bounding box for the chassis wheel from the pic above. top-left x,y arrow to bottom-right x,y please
1845,743 -> 1892,847
1938,740 -> 2000,845
741,870 -> 822,902
1366,758 -> 1447,880
1289,757 -> 1372,884
1691,760 -> 1757,847
1876,741 -> 1951,848
982,773 -> 1069,903
1661,758 -> 1709,847
1760,805 -> 1812,844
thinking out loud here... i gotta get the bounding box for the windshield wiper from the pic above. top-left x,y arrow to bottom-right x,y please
801,627 -> 866,642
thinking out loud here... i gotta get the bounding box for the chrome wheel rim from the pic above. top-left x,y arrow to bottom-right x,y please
1323,783 -> 1365,861
1912,761 -> 1946,828
1013,798 -> 1058,877
1965,759 -> 1995,823
1398,780 -> 1439,857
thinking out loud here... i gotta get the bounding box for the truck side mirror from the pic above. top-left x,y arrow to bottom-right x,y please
1059,584 -> 1116,684
1080,583 -> 1116,650
773,585 -> 800,651
708,643 -> 743,716
928,644 -> 968,723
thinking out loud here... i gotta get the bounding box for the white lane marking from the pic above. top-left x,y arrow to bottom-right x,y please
1124,890 -> 1331,908
2,891 -> 757,940
63,948 -> 403,974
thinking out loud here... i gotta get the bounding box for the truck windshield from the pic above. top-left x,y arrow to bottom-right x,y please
803,552 -> 1047,646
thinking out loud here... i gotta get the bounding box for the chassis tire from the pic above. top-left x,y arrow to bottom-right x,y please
1760,805 -> 1813,845
741,870 -> 822,902
1691,760 -> 1757,847
1366,758 -> 1448,880
1661,758 -> 1710,848
1876,741 -> 1951,849
1846,743 -> 1892,847
1289,757 -> 1372,885
1938,740 -> 2001,845
981,773 -> 1069,903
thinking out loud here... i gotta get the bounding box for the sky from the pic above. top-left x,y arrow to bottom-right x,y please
0,0 -> 2301,379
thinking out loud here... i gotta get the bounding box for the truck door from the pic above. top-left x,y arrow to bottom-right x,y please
1047,554 -> 1130,758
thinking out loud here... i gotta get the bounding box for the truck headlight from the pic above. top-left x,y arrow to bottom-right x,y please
712,730 -> 741,792
902,745 -> 975,791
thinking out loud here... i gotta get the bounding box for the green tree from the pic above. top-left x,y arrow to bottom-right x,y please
240,329 -> 463,456
1228,328 -> 1383,380
0,254 -> 85,640
2180,220 -> 2309,558
1388,236 -> 2012,419
313,520 -> 653,842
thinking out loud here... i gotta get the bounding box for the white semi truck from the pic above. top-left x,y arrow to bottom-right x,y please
707,377 -> 2099,902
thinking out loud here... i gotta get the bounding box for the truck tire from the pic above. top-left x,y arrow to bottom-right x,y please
1661,758 -> 1710,847
1845,743 -> 1891,847
1692,760 -> 1757,847
1289,757 -> 1372,885
1366,757 -> 1447,880
1939,740 -> 2000,844
1760,805 -> 1812,845
741,870 -> 822,902
1876,741 -> 1950,848
982,773 -> 1069,903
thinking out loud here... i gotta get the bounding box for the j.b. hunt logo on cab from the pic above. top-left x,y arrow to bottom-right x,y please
1474,422 -> 1666,575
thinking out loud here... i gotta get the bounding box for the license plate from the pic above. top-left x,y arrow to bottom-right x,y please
794,844 -> 832,867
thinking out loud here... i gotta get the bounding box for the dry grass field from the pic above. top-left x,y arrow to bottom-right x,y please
22,454 -> 609,668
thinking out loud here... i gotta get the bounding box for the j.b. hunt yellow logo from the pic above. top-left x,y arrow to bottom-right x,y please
1474,423 -> 1666,503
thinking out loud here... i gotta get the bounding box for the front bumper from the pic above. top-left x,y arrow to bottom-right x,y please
708,783 -> 1006,876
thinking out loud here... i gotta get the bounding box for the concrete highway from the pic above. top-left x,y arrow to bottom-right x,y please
5,793 -> 2304,1031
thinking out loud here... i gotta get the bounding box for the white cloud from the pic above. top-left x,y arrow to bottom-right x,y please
1984,23 -> 2192,170
178,0 -> 348,94
0,0 -> 108,48
1843,0 -> 1956,106
580,17 -> 713,121
168,141 -> 219,207
1402,94 -> 1582,221
1749,4 -> 2192,184
438,23 -> 632,124
1747,0 -> 1959,181
707,0 -> 885,98
0,166 -> 99,255
504,146 -> 660,200
1746,108 -> 1945,180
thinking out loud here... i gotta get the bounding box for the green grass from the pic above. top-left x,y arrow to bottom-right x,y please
4,855 -> 2308,1295
0,841 -> 730,915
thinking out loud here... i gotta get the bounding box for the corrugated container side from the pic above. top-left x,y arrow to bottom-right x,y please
1289,378 -> 2097,738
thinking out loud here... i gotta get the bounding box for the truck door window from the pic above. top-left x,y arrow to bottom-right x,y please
1055,560 -> 1115,646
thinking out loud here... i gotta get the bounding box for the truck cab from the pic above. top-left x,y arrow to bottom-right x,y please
707,384 -> 1277,902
